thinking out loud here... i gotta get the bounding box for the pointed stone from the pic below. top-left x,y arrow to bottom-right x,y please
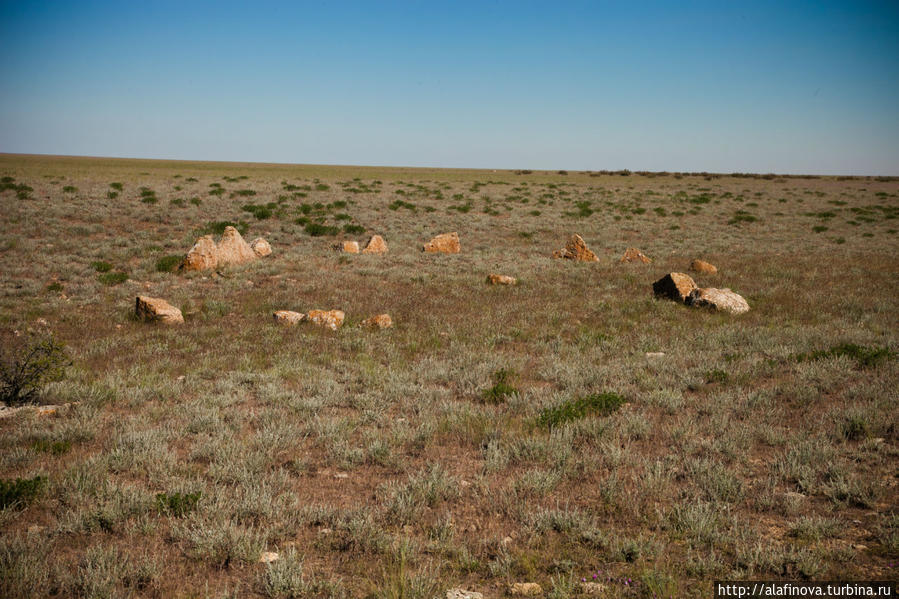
181,235 -> 218,271
620,247 -> 651,264
552,234 -> 599,261
362,235 -> 388,254
216,226 -> 257,266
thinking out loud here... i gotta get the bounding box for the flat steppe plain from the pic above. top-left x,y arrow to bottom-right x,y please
0,154 -> 897,597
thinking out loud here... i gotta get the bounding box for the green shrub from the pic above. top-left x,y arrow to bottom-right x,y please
482,369 -> 517,403
389,199 -> 416,211
156,491 -> 201,517
0,335 -> 69,406
62,185 -> 77,193
98,272 -> 128,286
304,222 -> 339,236
0,476 -> 46,509
32,439 -> 71,455
90,260 -> 113,272
109,182 -> 124,191
106,191 -> 119,199
241,203 -> 275,219
314,183 -> 330,191
796,343 -> 894,368
343,224 -> 365,235
155,255 -> 183,272
233,189 -> 257,197
537,392 -> 625,429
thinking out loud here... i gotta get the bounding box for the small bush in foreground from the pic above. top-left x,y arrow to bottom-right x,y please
98,272 -> 128,286
0,476 -> 46,509
155,255 -> 183,272
796,343 -> 894,368
1,335 -> 69,406
156,491 -> 201,517
537,392 -> 625,429
90,260 -> 113,273
482,369 -> 517,403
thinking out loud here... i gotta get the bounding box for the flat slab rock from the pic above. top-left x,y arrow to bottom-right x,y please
273,310 -> 305,325
652,272 -> 697,302
687,287 -> 750,314
552,234 -> 598,261
306,309 -> 345,330
487,274 -> 517,285
361,313 -> 393,329
446,590 -> 483,599
135,296 -> 184,324
690,258 -> 718,274
423,231 -> 460,253
509,582 -> 543,596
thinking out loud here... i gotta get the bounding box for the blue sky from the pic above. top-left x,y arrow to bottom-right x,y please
1,1 -> 897,174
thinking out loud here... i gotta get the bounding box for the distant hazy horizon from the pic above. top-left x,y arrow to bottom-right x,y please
2,1 -> 897,175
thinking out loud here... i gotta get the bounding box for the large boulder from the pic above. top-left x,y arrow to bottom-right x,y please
361,313 -> 393,329
216,226 -> 257,266
620,247 -> 651,264
180,227 -> 271,271
486,274 -> 517,285
690,259 -> 718,274
652,272 -> 697,302
423,232 -> 460,254
181,235 -> 218,271
362,235 -> 388,254
686,287 -> 749,314
251,238 -> 272,257
552,234 -> 599,262
306,309 -> 345,330
273,310 -> 305,325
135,296 -> 184,324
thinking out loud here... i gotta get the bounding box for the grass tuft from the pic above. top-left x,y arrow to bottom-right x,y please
537,392 -> 625,429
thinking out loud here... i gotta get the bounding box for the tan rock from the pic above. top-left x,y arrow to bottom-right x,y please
36,406 -> 57,416
258,551 -> 279,564
423,231 -> 460,254
336,240 -> 360,253
620,247 -> 651,264
362,235 -> 388,254
361,314 -> 393,329
250,237 -> 272,257
686,287 -> 750,314
487,274 -> 517,285
652,272 -> 697,303
135,296 -> 184,324
508,582 -> 543,596
579,582 -> 606,596
447,590 -> 484,599
306,309 -> 345,331
216,226 -> 257,266
552,234 -> 599,262
181,235 -> 218,271
273,310 -> 305,325
690,259 -> 718,274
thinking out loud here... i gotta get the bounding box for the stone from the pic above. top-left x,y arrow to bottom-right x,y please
216,226 -> 257,266
273,310 -> 305,325
620,247 -> 651,264
306,309 -> 345,331
362,235 -> 388,254
423,231 -> 460,254
180,227 -> 270,272
645,352 -> 666,358
686,287 -> 750,314
652,273 -> 697,303
487,274 -> 517,285
446,590 -> 484,599
361,314 -> 393,329
509,582 -> 543,596
579,582 -> 606,596
181,235 -> 219,271
36,406 -> 57,416
258,551 -> 279,564
690,259 -> 718,274
552,234 -> 599,262
336,240 -> 360,253
135,296 -> 184,324
250,238 -> 272,257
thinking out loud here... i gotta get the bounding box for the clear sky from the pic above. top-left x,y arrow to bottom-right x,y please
1,1 -> 897,174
